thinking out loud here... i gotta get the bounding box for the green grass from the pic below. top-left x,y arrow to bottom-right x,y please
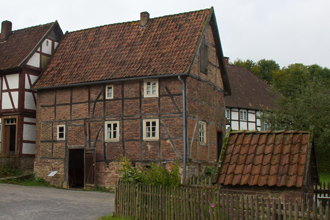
97,213 -> 135,220
319,173 -> 330,184
0,175 -> 52,187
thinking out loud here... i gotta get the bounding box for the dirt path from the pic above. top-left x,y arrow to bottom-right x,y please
0,184 -> 115,220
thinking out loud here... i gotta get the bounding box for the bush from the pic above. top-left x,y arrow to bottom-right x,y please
118,157 -> 180,187
0,165 -> 23,178
204,166 -> 215,176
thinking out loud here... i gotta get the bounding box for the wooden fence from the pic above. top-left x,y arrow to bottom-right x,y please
115,181 -> 330,220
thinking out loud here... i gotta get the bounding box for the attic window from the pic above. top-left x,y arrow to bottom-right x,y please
200,37 -> 208,74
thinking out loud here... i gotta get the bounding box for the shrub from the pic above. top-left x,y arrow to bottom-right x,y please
204,166 -> 215,176
118,157 -> 180,187
0,165 -> 23,178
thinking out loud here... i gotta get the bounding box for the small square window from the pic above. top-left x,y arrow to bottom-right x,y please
57,125 -> 65,140
143,119 -> 159,141
105,85 -> 114,99
144,79 -> 158,97
199,121 -> 206,145
240,110 -> 247,121
105,121 -> 120,142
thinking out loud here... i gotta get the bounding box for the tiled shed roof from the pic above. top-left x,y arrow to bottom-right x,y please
225,65 -> 278,110
33,8 -> 227,89
0,22 -> 56,71
216,130 -> 316,188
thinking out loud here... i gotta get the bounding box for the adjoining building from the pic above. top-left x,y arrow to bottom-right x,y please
32,8 -> 231,188
224,59 -> 277,131
0,20 -> 63,169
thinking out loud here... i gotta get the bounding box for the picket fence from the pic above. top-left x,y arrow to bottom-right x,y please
115,181 -> 330,220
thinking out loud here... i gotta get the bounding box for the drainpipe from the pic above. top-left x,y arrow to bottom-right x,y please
178,75 -> 187,184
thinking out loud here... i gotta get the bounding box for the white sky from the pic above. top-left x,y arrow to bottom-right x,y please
2,0 -> 330,68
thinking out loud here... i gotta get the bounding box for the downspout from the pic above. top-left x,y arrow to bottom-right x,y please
178,75 -> 187,184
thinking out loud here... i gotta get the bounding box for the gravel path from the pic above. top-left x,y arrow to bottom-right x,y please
0,184 -> 115,220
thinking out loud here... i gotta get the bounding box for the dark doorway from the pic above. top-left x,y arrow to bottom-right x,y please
217,132 -> 223,161
69,149 -> 84,188
4,123 -> 16,155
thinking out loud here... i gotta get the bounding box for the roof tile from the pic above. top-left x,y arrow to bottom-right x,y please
224,65 -> 278,110
0,22 -> 55,70
33,9 -> 212,88
217,130 -> 314,188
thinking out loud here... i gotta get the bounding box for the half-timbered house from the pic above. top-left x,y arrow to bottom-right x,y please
33,8 -> 231,188
224,59 -> 278,131
0,21 -> 63,169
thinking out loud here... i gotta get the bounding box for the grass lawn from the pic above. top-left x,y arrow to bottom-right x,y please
319,173 -> 330,184
97,214 -> 134,220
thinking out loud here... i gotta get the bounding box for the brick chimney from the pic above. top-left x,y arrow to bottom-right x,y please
1,20 -> 12,41
140,12 -> 149,27
223,57 -> 229,65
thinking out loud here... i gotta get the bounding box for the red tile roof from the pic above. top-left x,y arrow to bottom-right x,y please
33,8 -> 217,89
216,130 -> 317,187
225,65 -> 278,110
0,22 -> 56,71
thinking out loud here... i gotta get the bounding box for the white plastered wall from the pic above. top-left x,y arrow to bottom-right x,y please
22,118 -> 36,155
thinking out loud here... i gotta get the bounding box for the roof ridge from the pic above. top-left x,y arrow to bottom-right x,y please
12,21 -> 56,33
68,8 -> 211,34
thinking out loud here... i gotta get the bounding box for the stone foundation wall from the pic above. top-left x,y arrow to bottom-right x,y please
0,157 -> 34,170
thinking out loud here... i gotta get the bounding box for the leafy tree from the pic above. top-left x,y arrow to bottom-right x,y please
232,59 -> 256,71
265,80 -> 330,173
251,59 -> 280,83
232,59 -> 280,84
272,63 -> 309,97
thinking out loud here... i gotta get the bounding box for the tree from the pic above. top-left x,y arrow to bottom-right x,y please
232,59 -> 255,71
272,63 -> 310,97
264,80 -> 330,173
251,59 -> 280,84
232,59 -> 280,84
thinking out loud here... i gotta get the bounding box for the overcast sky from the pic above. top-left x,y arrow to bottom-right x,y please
2,0 -> 330,68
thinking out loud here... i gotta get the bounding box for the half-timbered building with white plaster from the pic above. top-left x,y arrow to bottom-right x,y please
224,60 -> 278,131
0,20 -> 63,168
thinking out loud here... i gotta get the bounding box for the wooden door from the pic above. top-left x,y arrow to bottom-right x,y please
84,149 -> 96,188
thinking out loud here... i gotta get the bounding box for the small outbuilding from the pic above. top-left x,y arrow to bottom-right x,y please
214,129 -> 319,202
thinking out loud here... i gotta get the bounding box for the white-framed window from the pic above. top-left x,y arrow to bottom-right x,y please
199,121 -> 206,145
57,125 -> 65,140
240,110 -> 247,121
143,119 -> 159,141
105,121 -> 119,142
144,79 -> 158,97
225,109 -> 231,120
105,85 -> 114,99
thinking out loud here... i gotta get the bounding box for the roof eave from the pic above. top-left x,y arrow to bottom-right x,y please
32,73 -> 189,91
209,7 -> 231,96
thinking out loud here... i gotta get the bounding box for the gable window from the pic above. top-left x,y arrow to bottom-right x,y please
105,121 -> 119,142
225,109 -> 231,120
199,121 -> 206,145
57,125 -> 65,140
200,37 -> 208,74
240,110 -> 247,121
144,79 -> 158,97
143,119 -> 159,140
105,85 -> 114,99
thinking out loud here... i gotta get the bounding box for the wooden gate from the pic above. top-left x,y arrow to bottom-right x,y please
84,149 -> 96,189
